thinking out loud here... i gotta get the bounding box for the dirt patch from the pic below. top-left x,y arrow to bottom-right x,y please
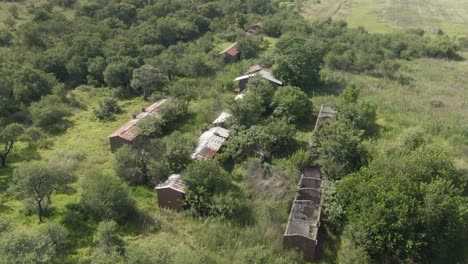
435,95 -> 465,108
454,82 -> 464,91
246,160 -> 290,199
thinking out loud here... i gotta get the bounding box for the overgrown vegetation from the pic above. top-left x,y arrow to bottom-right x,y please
0,0 -> 466,263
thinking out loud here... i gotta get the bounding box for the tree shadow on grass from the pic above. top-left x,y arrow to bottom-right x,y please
120,208 -> 160,235
316,225 -> 341,263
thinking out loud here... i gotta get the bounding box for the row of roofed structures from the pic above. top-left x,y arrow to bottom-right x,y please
219,22 -> 263,63
106,22 -> 336,261
153,63 -> 283,210
283,105 -> 336,261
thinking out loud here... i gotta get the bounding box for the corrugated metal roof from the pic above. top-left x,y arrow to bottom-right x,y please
234,69 -> 283,85
219,42 -> 239,56
155,174 -> 186,193
109,98 -> 171,142
212,112 -> 231,125
192,127 -> 230,160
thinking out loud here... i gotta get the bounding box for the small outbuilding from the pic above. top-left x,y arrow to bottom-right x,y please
220,42 -> 240,63
154,174 -> 186,211
245,22 -> 263,35
108,98 -> 171,152
192,127 -> 230,160
283,200 -> 322,261
314,104 -> 337,130
212,112 -> 231,128
284,166 -> 323,260
234,65 -> 282,91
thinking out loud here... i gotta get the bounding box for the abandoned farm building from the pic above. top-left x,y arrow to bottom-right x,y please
154,174 -> 186,211
284,166 -> 323,260
192,126 -> 230,160
234,65 -> 282,91
314,104 -> 337,130
220,42 -> 240,63
245,22 -> 263,35
212,111 -> 231,128
284,199 -> 322,260
108,98 -> 171,152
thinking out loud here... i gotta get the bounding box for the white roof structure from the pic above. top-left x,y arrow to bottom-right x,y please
234,69 -> 283,85
192,127 -> 230,160
154,174 -> 186,193
212,112 -> 231,125
235,93 -> 246,101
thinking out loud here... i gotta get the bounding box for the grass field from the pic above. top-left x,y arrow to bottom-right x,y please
302,0 -> 468,35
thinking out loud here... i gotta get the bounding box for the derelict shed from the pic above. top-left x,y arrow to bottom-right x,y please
192,126 -> 230,160
219,42 -> 240,63
212,112 -> 231,128
234,65 -> 282,91
283,200 -> 322,261
108,98 -> 172,152
154,174 -> 186,211
314,104 -> 337,131
245,22 -> 263,35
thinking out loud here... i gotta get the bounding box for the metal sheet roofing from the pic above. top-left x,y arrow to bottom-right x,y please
155,174 -> 186,193
212,112 -> 231,125
219,42 -> 239,56
109,98 -> 171,142
192,127 -> 230,160
234,69 -> 283,85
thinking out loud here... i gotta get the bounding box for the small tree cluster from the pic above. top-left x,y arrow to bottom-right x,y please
93,98 -> 122,121
114,132 -> 193,186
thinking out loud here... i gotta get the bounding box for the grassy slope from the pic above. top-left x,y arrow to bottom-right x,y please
302,0 -> 468,35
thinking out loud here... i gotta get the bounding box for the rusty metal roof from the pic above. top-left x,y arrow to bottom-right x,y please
192,127 -> 230,160
220,42 -> 239,57
155,174 -> 186,193
109,98 -> 171,142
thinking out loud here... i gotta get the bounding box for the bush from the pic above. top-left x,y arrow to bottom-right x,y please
271,85 -> 312,123
93,98 -> 122,121
81,172 -> 136,221
29,94 -> 71,131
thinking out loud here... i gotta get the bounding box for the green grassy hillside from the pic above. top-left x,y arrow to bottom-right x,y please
302,0 -> 468,35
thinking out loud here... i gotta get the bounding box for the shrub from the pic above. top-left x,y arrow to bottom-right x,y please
81,172 -> 136,221
93,98 -> 122,121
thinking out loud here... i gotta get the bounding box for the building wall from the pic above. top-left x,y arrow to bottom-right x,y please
238,78 -> 249,91
156,188 -> 185,211
109,136 -> 132,152
283,235 -> 317,261
224,53 -> 240,63
109,135 -> 147,152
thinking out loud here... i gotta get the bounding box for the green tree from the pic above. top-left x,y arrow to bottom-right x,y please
104,57 -> 140,94
29,95 -> 71,131
336,84 -> 378,135
236,35 -> 263,59
81,173 -> 136,221
11,162 -> 76,222
311,120 -> 364,180
337,137 -> 468,262
0,228 -> 57,264
182,160 -> 232,216
12,67 -> 55,104
8,6 -> 19,19
247,76 -> 275,110
228,92 -> 265,128
0,123 -> 25,167
93,98 -> 121,121
131,65 -> 168,100
271,85 -> 312,123
273,35 -> 324,89
113,145 -> 160,186
93,220 -> 124,254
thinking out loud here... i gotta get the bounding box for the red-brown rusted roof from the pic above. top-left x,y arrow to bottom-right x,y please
109,98 -> 171,142
220,42 -> 239,57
